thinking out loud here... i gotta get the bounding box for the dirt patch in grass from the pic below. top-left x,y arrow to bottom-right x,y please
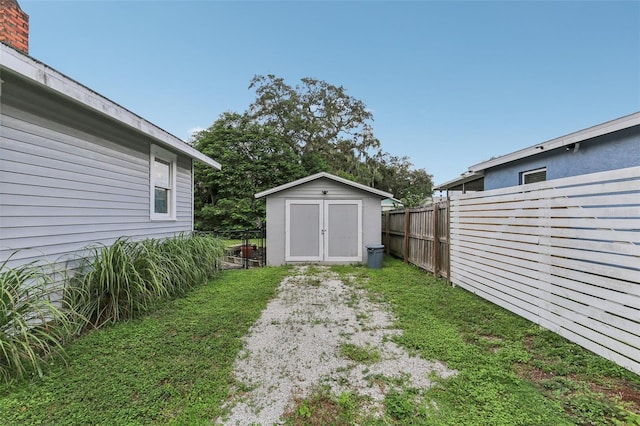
592,379 -> 640,414
283,393 -> 342,426
518,361 -> 640,421
517,364 -> 559,382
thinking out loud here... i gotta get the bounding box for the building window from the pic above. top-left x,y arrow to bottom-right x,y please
521,167 -> 546,185
150,145 -> 177,220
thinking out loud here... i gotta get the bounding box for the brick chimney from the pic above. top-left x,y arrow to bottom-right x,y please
0,0 -> 28,54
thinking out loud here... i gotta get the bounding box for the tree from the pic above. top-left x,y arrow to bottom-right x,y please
248,75 -> 383,183
192,112 -> 305,230
191,75 -> 434,230
374,154 -> 433,207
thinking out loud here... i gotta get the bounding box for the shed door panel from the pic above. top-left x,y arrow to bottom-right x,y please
285,200 -> 322,261
285,199 -> 362,262
325,201 -> 362,261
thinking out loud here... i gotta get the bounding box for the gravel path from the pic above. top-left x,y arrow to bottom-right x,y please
216,266 -> 456,425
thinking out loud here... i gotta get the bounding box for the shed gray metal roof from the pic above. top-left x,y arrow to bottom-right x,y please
255,172 -> 393,199
0,42 -> 221,169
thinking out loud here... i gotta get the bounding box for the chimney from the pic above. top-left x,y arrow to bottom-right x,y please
0,0 -> 28,54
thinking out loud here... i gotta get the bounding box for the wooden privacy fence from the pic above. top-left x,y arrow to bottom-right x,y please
449,166 -> 640,374
381,201 -> 449,279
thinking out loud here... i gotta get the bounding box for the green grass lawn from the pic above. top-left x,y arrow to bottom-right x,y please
1,258 -> 638,425
328,258 -> 640,425
0,267 -> 290,425
222,239 -> 262,248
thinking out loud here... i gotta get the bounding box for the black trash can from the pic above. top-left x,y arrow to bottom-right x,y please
366,244 -> 385,269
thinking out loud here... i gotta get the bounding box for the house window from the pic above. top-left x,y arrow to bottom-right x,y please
150,145 -> 177,220
521,167 -> 546,185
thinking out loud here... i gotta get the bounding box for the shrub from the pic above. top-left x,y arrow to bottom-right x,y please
69,234 -> 225,331
68,237 -> 166,330
0,257 -> 71,383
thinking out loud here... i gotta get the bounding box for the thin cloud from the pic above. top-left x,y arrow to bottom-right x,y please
187,127 -> 205,142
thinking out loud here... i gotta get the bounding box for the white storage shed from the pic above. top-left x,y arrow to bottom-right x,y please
255,172 -> 392,266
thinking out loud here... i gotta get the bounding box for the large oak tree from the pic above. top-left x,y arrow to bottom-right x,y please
192,76 -> 433,230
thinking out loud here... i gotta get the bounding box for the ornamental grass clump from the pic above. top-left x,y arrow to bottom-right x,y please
157,234 -> 224,295
69,234 -> 225,332
0,258 -> 72,384
69,237 -> 168,330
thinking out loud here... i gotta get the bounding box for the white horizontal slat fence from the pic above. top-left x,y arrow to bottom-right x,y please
449,166 -> 640,374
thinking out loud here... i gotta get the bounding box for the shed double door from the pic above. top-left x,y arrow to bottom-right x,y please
285,200 -> 362,262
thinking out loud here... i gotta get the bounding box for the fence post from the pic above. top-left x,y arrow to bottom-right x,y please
446,199 -> 451,285
433,203 -> 440,277
404,208 -> 410,263
385,210 -> 391,254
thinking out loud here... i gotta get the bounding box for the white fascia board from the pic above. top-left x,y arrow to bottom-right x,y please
255,172 -> 394,199
0,44 -> 221,170
468,111 -> 640,173
382,197 -> 404,204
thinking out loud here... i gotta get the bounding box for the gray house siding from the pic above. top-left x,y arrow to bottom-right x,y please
484,126 -> 640,190
0,70 -> 194,268
264,178 -> 382,266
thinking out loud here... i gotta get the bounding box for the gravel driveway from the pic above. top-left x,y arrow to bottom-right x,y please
216,266 -> 456,425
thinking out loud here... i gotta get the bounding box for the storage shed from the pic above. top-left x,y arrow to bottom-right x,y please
255,172 -> 393,266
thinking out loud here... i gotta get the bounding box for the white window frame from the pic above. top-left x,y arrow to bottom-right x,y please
150,144 -> 177,221
521,167 -> 546,185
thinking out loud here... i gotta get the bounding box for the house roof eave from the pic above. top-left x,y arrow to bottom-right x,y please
468,111 -> 640,173
434,172 -> 484,191
0,43 -> 221,170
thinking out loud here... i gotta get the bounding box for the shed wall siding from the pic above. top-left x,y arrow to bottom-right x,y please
362,196 -> 382,261
271,178 -> 373,199
0,77 -> 194,268
266,196 -> 286,266
265,178 -> 383,266
484,126 -> 640,190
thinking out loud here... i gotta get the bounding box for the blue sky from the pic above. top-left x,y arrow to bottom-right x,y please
21,0 -> 640,187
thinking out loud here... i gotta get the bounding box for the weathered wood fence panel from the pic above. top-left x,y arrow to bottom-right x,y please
449,166 -> 640,374
382,201 -> 449,278
383,209 -> 407,259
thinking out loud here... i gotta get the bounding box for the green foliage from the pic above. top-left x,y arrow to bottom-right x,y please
3,260 -> 637,424
69,238 -> 164,329
69,234 -> 225,331
193,112 -> 305,230
340,343 -> 381,364
191,76 -> 434,230
248,75 -> 433,199
151,233 -> 224,296
333,259 -> 640,425
0,267 -> 289,424
283,386 -> 371,425
0,257 -> 72,384
296,400 -> 312,418
384,389 -> 419,421
249,75 -> 381,176
376,154 -> 433,204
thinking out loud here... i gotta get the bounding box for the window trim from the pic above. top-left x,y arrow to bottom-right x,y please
150,144 -> 177,221
520,167 -> 547,185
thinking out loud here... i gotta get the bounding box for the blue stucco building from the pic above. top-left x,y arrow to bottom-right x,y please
435,112 -> 640,193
